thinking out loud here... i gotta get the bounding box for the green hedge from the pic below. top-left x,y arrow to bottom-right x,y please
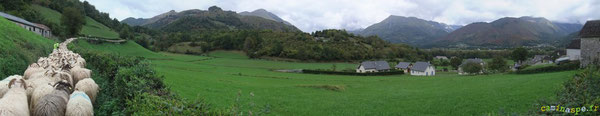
302,69 -> 404,76
515,61 -> 580,74
71,46 -> 217,115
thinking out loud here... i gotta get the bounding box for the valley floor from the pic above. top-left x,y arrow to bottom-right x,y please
75,41 -> 577,115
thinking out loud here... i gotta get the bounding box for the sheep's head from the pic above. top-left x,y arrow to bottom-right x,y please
53,80 -> 73,94
61,64 -> 72,71
8,78 -> 27,89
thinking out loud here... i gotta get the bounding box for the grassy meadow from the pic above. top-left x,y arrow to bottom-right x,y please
0,17 -> 54,77
32,5 -> 120,39
73,40 -> 577,115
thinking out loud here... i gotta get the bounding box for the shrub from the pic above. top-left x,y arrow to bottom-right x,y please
532,66 -> 600,115
450,57 -> 462,70
462,62 -> 483,75
488,56 -> 509,73
71,46 -> 216,115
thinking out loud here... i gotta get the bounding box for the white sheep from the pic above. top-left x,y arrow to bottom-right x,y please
65,91 -> 93,116
29,83 -> 54,113
0,78 -> 29,116
75,78 -> 99,103
23,63 -> 45,80
70,66 -> 91,85
48,70 -> 74,87
76,57 -> 86,68
33,81 -> 72,116
25,74 -> 53,102
0,75 -> 22,98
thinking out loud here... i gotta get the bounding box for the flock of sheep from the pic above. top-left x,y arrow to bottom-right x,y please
0,38 -> 99,116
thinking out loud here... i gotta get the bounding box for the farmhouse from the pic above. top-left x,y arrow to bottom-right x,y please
579,20 -> 600,67
356,61 -> 391,73
565,39 -> 581,61
528,55 -> 553,65
394,62 -> 412,73
458,58 -> 485,75
410,62 -> 435,76
0,11 -> 52,38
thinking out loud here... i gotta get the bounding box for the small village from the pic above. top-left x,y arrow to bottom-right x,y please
356,20 -> 600,76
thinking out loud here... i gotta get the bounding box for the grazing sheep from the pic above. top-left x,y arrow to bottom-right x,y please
65,91 -> 93,116
33,81 -> 72,116
0,75 -> 22,98
75,78 -> 98,103
29,83 -> 54,113
70,66 -> 91,85
0,78 -> 29,116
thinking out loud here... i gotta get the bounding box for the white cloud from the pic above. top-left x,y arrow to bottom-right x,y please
81,0 -> 600,32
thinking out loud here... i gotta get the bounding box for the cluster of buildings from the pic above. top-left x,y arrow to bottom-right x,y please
556,20 -> 600,67
0,11 -> 52,38
356,61 -> 436,76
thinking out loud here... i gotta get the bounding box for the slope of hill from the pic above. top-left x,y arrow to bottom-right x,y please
238,9 -> 292,25
122,6 -> 299,32
435,16 -> 582,47
357,15 -> 459,46
32,5 -> 120,39
0,17 -> 54,78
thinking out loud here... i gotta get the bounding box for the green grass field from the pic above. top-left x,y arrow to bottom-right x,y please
0,17 -> 55,77
74,41 -> 577,115
32,5 -> 120,39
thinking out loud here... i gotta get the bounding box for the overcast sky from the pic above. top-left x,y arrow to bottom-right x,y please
82,0 -> 600,32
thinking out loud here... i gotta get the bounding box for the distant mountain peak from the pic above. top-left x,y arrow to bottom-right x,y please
238,8 -> 293,26
121,7 -> 299,32
356,15 -> 461,46
436,16 -> 583,47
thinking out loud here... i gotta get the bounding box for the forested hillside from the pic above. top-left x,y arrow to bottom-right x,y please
123,6 -> 299,33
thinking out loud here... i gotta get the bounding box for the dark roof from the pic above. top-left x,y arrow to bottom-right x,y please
566,39 -> 580,49
0,12 -> 38,27
461,58 -> 484,66
579,20 -> 600,38
531,55 -> 548,63
395,62 -> 411,69
412,62 -> 431,72
359,61 -> 390,70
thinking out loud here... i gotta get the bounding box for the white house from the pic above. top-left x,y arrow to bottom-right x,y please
566,39 -> 581,61
434,56 -> 449,60
356,61 -> 391,73
394,62 -> 411,73
410,62 -> 435,76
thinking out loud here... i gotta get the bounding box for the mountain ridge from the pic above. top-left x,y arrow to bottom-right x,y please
121,6 -> 299,32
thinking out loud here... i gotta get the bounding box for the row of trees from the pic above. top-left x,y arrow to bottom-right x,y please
149,29 -> 429,61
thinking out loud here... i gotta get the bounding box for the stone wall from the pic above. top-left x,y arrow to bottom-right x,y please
581,37 -> 600,67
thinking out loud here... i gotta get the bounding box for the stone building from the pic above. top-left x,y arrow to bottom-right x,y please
0,11 -> 52,38
579,20 -> 600,67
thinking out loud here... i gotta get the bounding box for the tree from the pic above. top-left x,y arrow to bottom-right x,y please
450,57 -> 463,70
119,25 -> 133,39
462,62 -> 483,75
488,56 -> 508,72
243,37 -> 261,58
511,47 -> 529,64
61,7 -> 85,37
